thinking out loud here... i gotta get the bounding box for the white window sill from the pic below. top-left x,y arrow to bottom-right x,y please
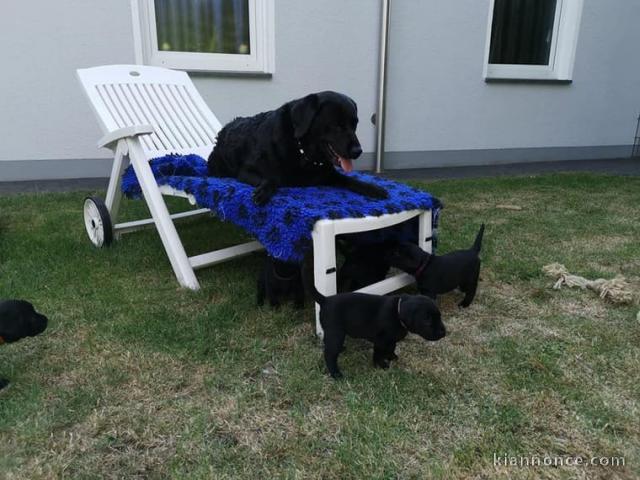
484,64 -> 573,83
148,51 -> 273,75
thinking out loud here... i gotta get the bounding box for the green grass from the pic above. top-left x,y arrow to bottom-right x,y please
1,173 -> 639,479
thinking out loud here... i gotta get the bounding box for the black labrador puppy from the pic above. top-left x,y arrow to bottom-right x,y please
337,240 -> 392,292
208,91 -> 388,205
310,286 -> 445,379
0,300 -> 48,390
257,256 -> 304,309
387,224 -> 485,307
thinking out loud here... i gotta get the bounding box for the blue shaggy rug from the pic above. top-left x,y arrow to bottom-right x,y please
122,154 -> 442,263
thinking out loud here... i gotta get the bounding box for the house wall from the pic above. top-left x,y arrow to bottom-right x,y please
0,0 -> 637,181
383,0 -> 640,167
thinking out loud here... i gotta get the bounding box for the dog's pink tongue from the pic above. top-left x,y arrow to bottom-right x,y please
339,157 -> 353,173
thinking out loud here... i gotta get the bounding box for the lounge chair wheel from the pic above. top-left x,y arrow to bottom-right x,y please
83,196 -> 113,247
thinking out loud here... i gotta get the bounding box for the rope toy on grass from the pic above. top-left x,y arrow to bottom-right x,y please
542,263 -> 634,304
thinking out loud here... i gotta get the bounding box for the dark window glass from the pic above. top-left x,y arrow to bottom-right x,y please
155,0 -> 250,55
489,0 -> 558,65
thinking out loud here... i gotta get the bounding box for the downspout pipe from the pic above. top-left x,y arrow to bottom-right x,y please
375,0 -> 391,173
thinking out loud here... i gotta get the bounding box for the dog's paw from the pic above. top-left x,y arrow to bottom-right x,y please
368,185 -> 389,200
0,378 -> 9,390
374,359 -> 390,369
330,371 -> 344,380
252,190 -> 270,206
388,353 -> 398,361
458,300 -> 471,308
252,182 -> 276,206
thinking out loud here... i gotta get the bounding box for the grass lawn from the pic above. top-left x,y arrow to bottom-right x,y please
0,173 -> 638,479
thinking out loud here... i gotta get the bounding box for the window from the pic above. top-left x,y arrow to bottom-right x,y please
132,0 -> 275,74
483,0 -> 583,81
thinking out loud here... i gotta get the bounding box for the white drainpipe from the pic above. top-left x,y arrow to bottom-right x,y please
375,0 -> 391,173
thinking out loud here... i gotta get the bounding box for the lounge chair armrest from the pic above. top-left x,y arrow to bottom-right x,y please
97,125 -> 155,149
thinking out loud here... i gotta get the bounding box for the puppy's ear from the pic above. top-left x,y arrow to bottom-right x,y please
290,94 -> 319,139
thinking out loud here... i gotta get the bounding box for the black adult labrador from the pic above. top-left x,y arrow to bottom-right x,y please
0,300 -> 48,390
208,91 -> 388,205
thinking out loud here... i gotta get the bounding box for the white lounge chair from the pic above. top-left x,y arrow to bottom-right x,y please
77,64 -> 434,336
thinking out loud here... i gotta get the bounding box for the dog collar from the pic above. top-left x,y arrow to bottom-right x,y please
396,298 -> 407,330
414,256 -> 432,278
296,139 -> 325,167
296,139 -> 306,158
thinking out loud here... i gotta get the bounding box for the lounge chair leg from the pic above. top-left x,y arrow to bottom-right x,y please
127,139 -> 200,290
418,209 -> 433,254
312,221 -> 338,339
105,140 -> 129,234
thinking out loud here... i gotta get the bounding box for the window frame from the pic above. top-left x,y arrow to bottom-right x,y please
131,0 -> 275,74
482,0 -> 583,81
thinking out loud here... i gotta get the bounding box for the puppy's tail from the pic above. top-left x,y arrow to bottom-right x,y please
308,281 -> 327,306
472,224 -> 485,253
302,253 -> 327,306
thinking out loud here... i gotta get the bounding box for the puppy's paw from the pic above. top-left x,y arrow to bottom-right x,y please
374,359 -> 390,369
0,378 -> 9,390
388,353 -> 398,361
330,371 -> 343,380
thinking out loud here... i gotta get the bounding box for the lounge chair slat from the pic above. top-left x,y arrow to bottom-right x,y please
167,84 -> 209,146
113,84 -> 156,151
149,83 -> 190,149
95,85 -> 126,129
175,85 -> 219,145
117,83 -> 163,151
132,83 -> 174,151
158,83 -> 201,147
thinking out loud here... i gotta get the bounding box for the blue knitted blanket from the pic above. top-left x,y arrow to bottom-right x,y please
122,154 -> 442,262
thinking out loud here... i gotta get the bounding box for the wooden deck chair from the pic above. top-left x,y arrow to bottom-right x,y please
77,64 -> 434,337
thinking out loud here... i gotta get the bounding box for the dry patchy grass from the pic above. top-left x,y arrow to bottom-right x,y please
1,173 -> 639,479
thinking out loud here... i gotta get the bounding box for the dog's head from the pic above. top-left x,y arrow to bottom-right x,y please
289,91 -> 362,172
397,295 -> 445,341
0,300 -> 48,343
386,242 -> 431,277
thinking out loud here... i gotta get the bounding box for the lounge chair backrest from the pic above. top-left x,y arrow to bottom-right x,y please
77,65 -> 222,159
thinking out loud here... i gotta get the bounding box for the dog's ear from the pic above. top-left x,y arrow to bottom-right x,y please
400,296 -> 444,340
388,242 -> 423,273
347,96 -> 358,116
290,93 -> 319,139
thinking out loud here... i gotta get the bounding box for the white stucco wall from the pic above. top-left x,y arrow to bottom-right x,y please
0,0 -> 380,166
0,0 -> 637,179
385,0 -> 640,153
1,0 -> 139,163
